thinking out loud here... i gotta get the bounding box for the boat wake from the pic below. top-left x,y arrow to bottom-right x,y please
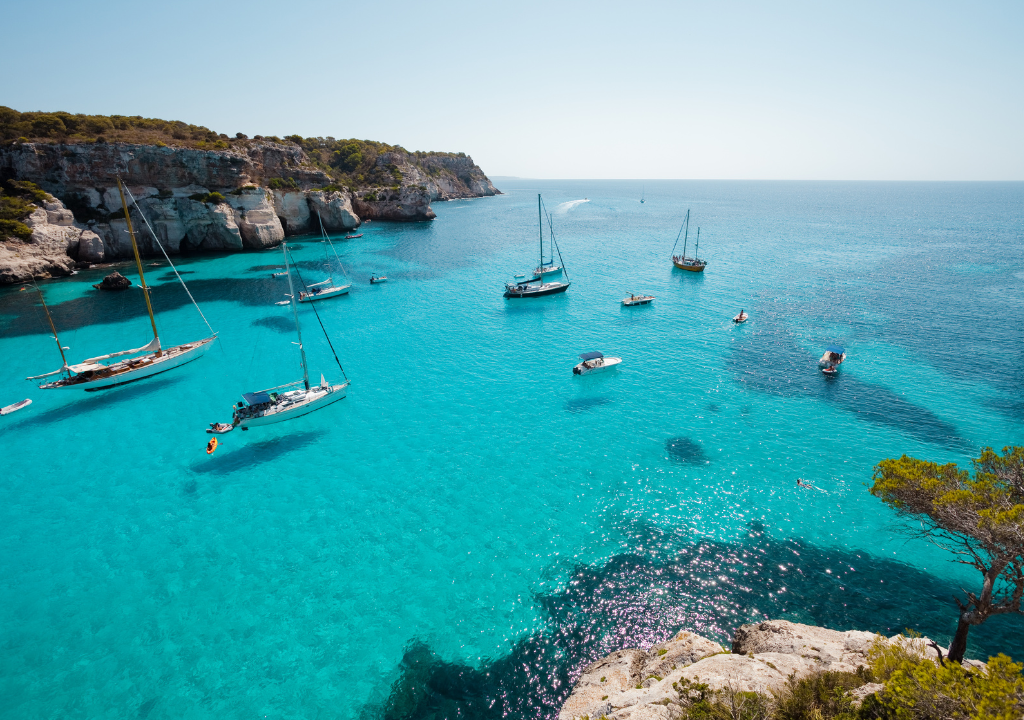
555,198 -> 590,214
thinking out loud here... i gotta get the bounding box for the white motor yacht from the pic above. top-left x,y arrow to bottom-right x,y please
573,351 -> 622,375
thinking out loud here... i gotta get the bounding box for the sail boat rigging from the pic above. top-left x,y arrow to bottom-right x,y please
289,213 -> 351,303
532,197 -> 563,279
208,241 -> 349,433
505,194 -> 571,298
670,209 -> 708,273
27,177 -> 216,390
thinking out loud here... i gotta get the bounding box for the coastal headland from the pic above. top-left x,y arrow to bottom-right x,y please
0,107 -> 499,284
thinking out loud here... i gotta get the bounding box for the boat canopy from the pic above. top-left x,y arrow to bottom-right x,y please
579,351 -> 604,361
242,391 -> 272,405
825,345 -> 845,354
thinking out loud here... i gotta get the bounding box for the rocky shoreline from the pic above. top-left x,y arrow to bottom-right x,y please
0,140 -> 499,284
558,620 -> 980,720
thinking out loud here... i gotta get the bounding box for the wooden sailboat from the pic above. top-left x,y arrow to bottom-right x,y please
505,194 -> 570,298
670,209 -> 707,272
28,179 -> 216,391
208,242 -> 349,433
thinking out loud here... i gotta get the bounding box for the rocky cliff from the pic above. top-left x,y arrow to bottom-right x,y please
0,139 -> 498,283
558,620 -> 983,720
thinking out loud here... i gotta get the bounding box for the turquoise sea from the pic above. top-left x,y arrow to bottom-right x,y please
1,179 -> 1022,719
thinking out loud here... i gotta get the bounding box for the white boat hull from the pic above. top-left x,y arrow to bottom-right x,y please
1,398 -> 32,416
299,285 -> 350,302
237,383 -> 348,428
41,337 -> 215,391
573,357 -> 622,375
532,264 -> 562,278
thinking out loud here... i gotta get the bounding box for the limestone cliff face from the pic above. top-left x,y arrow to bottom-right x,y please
0,140 -> 498,281
352,185 -> 436,222
0,195 -> 100,283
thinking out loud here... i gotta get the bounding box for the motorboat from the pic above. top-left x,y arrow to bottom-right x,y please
370,275 -> 388,284
506,194 -> 571,298
622,294 -> 654,306
573,351 -> 622,375
819,346 -> 846,375
1,398 -> 31,416
733,310 -> 748,323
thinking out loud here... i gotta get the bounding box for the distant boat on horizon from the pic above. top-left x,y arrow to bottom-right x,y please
640,185 -> 645,204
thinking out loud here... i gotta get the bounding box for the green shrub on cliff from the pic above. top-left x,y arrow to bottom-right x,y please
864,634 -> 1024,719
0,181 -> 40,240
267,177 -> 298,190
188,192 -> 226,205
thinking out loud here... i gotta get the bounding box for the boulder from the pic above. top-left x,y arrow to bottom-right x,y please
93,271 -> 131,290
644,631 -> 725,678
731,620 -> 877,673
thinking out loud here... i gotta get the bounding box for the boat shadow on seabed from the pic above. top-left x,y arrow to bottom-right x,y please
4,376 -> 185,432
188,429 -> 324,477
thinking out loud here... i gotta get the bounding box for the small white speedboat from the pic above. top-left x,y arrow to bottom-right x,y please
622,294 -> 654,306
370,275 -> 388,284
573,351 -> 622,375
733,310 -> 748,323
819,346 -> 846,375
1,398 -> 31,416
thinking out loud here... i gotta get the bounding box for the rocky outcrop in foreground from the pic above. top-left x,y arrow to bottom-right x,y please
0,140 -> 498,283
559,620 -> 976,720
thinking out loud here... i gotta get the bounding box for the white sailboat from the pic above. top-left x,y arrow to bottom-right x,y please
294,213 -> 351,303
209,242 -> 349,433
505,195 -> 571,298
28,178 -> 216,391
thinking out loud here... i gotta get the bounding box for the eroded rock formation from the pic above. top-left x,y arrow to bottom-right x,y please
0,140 -> 498,282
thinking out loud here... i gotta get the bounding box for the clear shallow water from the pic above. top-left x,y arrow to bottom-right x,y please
1,180 -> 1022,719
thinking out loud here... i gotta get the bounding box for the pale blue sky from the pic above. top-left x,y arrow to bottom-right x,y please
2,0 -> 1021,180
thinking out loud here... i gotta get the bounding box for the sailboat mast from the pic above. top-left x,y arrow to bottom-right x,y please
681,209 -> 690,259
117,177 -> 161,356
35,285 -> 68,369
283,242 -> 311,390
695,227 -> 700,257
538,194 -> 543,271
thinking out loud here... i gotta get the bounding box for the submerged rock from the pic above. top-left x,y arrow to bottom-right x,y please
93,271 -> 131,290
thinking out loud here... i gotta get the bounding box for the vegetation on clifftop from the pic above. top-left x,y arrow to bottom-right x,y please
0,106 -> 487,193
0,180 -> 50,241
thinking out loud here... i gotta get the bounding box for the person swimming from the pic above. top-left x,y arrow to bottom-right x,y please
797,478 -> 813,489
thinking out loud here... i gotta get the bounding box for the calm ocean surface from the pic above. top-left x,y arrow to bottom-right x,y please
1,179 -> 1022,719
